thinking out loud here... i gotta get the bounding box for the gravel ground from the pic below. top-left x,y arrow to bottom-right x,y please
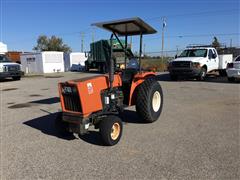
0,72 -> 239,180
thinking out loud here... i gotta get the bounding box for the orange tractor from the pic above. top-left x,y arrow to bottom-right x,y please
56,18 -> 164,145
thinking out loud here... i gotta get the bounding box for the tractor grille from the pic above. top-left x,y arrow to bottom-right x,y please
172,61 -> 191,68
62,85 -> 82,112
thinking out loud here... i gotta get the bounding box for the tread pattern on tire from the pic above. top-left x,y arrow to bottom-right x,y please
99,115 -> 123,146
136,78 -> 163,123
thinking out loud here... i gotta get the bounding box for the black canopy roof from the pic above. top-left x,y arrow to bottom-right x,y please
92,17 -> 157,36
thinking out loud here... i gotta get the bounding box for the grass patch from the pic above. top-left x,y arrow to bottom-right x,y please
141,58 -> 169,72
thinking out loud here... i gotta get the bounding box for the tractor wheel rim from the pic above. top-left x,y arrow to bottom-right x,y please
111,123 -> 120,140
152,91 -> 161,112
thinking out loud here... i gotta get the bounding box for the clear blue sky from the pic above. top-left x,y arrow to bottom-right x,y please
1,0 -> 239,55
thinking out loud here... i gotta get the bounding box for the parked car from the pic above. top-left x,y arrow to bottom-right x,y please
168,45 -> 233,80
226,55 -> 240,82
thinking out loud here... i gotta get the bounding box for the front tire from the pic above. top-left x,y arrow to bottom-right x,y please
228,77 -> 235,82
136,78 -> 163,123
99,115 -> 123,146
170,74 -> 178,81
197,67 -> 207,81
12,76 -> 21,81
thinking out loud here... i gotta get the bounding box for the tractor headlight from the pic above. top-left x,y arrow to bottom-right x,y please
0,66 -> 3,72
111,94 -> 115,100
192,62 -> 200,68
104,96 -> 110,104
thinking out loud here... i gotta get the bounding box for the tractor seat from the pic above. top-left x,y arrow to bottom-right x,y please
121,68 -> 138,83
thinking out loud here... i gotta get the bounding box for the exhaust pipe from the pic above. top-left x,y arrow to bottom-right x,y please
109,34 -> 114,90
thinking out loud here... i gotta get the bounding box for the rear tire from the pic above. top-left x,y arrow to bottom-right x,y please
219,70 -> 227,77
12,76 -> 21,81
136,78 -> 163,123
99,115 -> 123,146
228,77 -> 235,82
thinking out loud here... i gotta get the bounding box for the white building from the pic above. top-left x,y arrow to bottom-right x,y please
0,42 -> 8,54
64,52 -> 88,71
21,51 -> 64,74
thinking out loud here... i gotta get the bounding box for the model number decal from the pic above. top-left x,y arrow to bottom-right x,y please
87,83 -> 93,94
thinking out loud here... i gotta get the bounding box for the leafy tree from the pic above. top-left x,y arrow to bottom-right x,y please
33,35 -> 71,53
211,37 -> 221,49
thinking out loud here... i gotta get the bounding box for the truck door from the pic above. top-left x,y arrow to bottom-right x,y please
208,49 -> 218,72
212,49 -> 219,70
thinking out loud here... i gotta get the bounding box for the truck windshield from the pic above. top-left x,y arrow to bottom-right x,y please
179,49 -> 207,57
0,55 -> 12,62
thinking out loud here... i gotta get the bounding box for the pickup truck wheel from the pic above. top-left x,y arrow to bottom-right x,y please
170,74 -> 178,81
219,70 -> 227,77
136,78 -> 163,123
55,112 -> 72,136
12,76 -> 21,81
99,115 -> 123,146
84,65 -> 89,72
197,67 -> 207,81
228,77 -> 235,82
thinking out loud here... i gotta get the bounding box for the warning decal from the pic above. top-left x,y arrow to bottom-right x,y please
87,83 -> 93,94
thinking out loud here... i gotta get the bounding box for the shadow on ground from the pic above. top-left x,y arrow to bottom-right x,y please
8,97 -> 60,109
23,112 -> 76,140
30,97 -> 60,104
0,78 -> 15,82
121,109 -> 144,124
23,109 -> 142,146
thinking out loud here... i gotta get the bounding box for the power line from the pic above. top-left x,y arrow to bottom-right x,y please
131,33 -> 240,43
147,8 -> 239,21
3,0 -> 240,3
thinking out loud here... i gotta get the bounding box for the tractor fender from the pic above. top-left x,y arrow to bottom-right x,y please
129,72 -> 156,106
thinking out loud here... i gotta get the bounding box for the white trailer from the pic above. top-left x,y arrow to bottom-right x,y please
21,51 -> 64,74
64,52 -> 88,72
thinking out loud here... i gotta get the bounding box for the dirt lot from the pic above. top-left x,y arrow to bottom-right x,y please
0,72 -> 239,180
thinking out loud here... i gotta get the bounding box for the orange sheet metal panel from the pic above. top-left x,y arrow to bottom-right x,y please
128,72 -> 156,105
59,74 -> 122,117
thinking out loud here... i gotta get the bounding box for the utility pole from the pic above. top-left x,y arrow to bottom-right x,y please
130,36 -> 132,49
81,32 -> 84,52
92,27 -> 95,43
143,43 -> 146,57
161,17 -> 166,61
230,39 -> 232,47
176,45 -> 179,55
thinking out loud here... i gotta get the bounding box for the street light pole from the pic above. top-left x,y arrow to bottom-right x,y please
81,32 -> 84,52
161,17 -> 166,61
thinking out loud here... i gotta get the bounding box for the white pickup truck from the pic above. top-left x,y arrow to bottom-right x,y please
168,46 -> 233,80
0,42 -> 22,80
